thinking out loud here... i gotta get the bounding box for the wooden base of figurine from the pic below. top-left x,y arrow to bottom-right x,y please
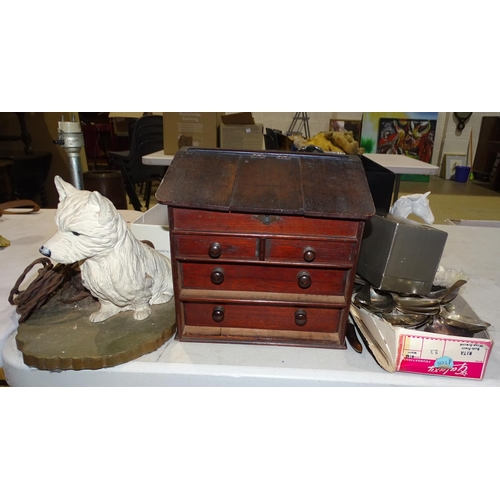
16,295 -> 176,371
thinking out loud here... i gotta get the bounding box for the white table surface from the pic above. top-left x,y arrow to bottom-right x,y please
144,151 -> 440,175
2,210 -> 499,386
142,150 -> 175,166
363,153 -> 440,175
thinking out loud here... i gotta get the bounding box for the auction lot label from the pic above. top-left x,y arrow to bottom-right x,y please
398,334 -> 491,379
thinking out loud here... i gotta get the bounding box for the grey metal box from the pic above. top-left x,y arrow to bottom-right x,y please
356,214 -> 448,295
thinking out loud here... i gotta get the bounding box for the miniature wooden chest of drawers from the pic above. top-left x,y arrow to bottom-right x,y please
156,148 -> 375,349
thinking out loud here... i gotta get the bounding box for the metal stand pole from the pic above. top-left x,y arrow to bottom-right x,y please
54,116 -> 84,189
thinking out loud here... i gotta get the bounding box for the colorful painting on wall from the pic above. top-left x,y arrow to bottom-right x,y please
376,118 -> 437,163
360,112 -> 439,163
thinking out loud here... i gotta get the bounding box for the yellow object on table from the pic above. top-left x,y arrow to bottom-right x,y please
0,234 -> 10,247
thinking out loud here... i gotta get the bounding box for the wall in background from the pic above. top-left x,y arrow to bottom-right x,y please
437,112 -> 500,170
252,112 -> 363,139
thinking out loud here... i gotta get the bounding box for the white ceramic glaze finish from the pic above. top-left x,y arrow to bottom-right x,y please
40,176 -> 173,322
390,191 -> 435,225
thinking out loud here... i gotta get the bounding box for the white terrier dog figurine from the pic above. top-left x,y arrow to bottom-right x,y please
40,176 -> 174,323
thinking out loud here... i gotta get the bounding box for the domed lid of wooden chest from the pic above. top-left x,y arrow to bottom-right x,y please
156,148 -> 375,220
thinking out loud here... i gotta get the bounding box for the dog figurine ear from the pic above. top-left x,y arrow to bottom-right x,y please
54,175 -> 79,201
88,190 -> 114,219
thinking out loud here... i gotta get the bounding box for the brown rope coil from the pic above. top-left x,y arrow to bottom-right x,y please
8,258 -> 90,324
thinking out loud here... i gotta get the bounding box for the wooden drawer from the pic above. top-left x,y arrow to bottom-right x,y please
172,207 -> 360,238
174,234 -> 260,261
183,302 -> 341,334
265,238 -> 357,264
174,234 -> 357,265
179,262 -> 347,296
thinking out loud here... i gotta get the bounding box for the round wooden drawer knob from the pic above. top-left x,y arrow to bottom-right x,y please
211,267 -> 225,285
303,247 -> 316,262
297,271 -> 312,289
295,309 -> 307,326
212,306 -> 225,323
208,242 -> 222,258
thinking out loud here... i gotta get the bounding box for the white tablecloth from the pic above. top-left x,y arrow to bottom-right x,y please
363,153 -> 440,175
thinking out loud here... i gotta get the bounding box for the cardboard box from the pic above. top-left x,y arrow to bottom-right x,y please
220,112 -> 255,125
219,123 -> 265,150
357,214 -> 448,295
350,295 -> 493,380
109,112 -> 145,136
130,204 -> 170,259
163,112 -> 222,155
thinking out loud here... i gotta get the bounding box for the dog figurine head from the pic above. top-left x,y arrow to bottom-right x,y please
40,176 -> 124,264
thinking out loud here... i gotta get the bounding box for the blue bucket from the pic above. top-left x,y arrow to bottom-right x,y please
454,165 -> 471,183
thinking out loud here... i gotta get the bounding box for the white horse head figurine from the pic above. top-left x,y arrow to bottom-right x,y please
389,191 -> 435,225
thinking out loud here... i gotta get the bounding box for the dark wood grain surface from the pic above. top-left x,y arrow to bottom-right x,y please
231,154 -> 303,213
157,148 -> 375,219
